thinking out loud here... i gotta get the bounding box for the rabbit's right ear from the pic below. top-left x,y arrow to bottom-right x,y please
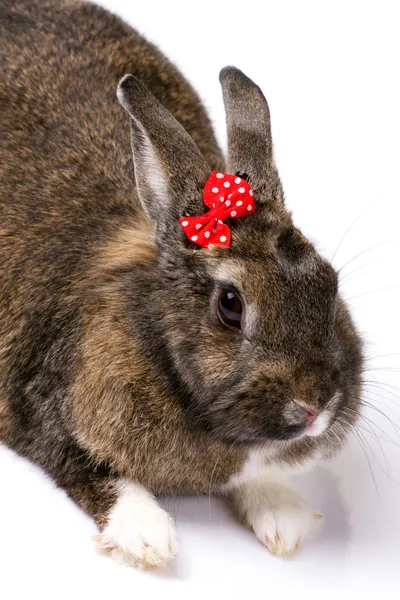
117,75 -> 210,248
220,67 -> 283,205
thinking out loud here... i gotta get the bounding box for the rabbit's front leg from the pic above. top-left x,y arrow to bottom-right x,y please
93,479 -> 179,568
59,465 -> 178,568
227,478 -> 323,556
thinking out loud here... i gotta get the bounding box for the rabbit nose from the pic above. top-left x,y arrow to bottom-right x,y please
293,400 -> 319,425
305,409 -> 319,425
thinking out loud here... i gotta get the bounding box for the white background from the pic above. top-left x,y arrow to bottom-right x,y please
1,1 -> 400,598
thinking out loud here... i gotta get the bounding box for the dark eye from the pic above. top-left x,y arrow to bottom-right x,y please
217,288 -> 243,330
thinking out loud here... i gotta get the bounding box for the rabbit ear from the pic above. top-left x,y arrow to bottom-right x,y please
219,67 -> 281,199
117,75 -> 210,245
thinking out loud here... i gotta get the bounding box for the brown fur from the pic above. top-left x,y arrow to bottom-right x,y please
0,0 -> 363,531
73,258 -> 245,495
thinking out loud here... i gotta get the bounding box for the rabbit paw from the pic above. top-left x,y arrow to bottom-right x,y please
249,485 -> 322,556
94,480 -> 178,568
230,479 -> 322,557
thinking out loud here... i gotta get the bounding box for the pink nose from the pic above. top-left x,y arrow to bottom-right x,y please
305,409 -> 319,425
294,400 -> 319,425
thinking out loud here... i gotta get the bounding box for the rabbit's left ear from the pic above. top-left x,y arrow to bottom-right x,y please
117,75 -> 210,247
220,67 -> 284,206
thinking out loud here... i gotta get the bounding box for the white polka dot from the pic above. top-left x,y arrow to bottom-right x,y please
216,173 -> 224,179
228,193 -> 233,199
236,200 -> 243,206
191,235 -> 198,241
212,187 -> 219,193
208,243 -> 214,248
195,223 -> 202,230
225,200 -> 231,207
218,219 -> 223,224
219,196 -> 224,202
205,231 -> 210,238
182,221 -> 188,227
249,190 -> 254,196
230,210 -> 237,217
235,177 -> 241,184
220,235 -> 227,242
223,181 -> 230,188
238,187 -> 245,193
247,205 -> 252,211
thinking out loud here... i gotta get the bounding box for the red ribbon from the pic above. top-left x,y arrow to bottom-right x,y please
179,171 -> 256,248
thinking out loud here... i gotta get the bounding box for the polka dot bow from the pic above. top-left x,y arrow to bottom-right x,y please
179,171 -> 256,248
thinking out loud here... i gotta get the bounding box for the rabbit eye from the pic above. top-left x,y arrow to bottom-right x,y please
217,288 -> 243,330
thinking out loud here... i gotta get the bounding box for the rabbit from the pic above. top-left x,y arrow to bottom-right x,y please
0,0 -> 363,568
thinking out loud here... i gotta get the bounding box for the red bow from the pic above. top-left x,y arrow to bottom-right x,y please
179,171 -> 256,248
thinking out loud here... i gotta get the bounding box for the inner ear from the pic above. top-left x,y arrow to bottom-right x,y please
117,75 -> 210,245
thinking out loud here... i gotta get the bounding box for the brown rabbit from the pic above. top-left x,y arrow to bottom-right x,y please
0,0 -> 363,568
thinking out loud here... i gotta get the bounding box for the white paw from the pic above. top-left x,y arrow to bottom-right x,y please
249,484 -> 322,556
95,480 -> 179,568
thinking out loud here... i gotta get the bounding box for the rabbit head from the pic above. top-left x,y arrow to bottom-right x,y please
116,67 -> 363,449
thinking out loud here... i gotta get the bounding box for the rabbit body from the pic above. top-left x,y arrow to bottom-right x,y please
0,0 -> 362,566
